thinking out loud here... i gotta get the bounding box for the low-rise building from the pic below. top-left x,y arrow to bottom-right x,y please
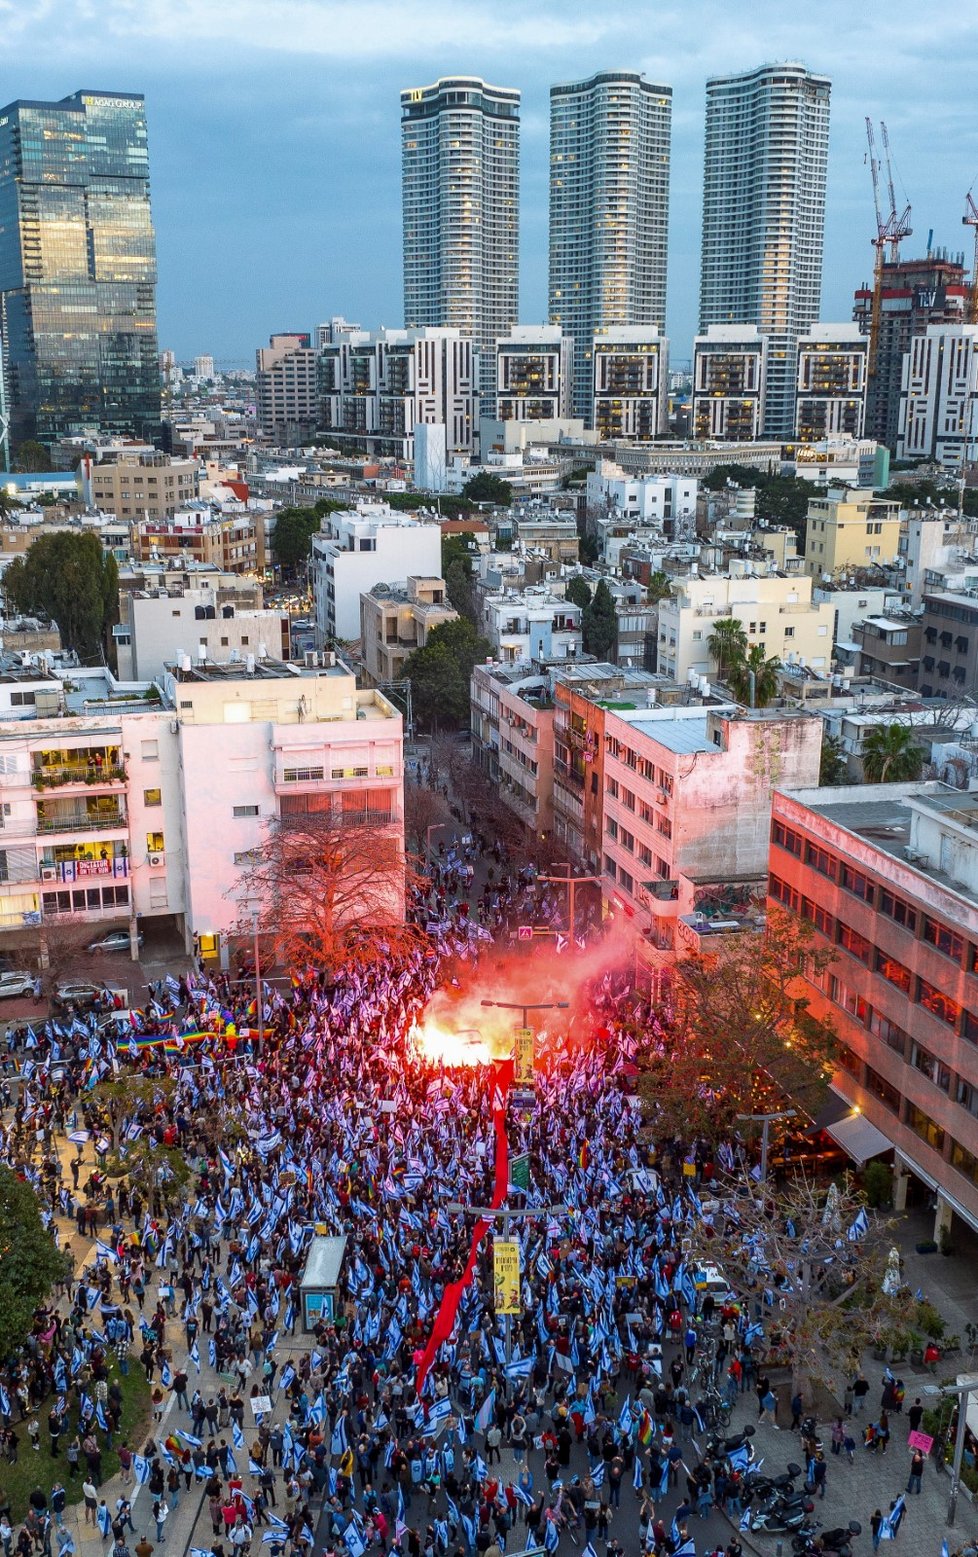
117,586 -> 290,681
586,459 -> 697,535
311,504 -> 443,642
919,591 -> 978,699
481,588 -> 582,664
360,576 -> 458,684
803,488 -> 902,579
131,505 -> 267,575
81,452 -> 199,521
769,782 -> 978,1237
510,512 -> 579,564
656,571 -> 835,683
852,611 -> 922,690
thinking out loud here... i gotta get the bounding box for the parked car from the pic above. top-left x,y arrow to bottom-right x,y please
55,979 -> 127,1010
0,971 -> 35,999
86,929 -> 143,955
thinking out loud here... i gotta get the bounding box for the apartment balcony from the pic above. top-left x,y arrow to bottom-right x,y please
31,765 -> 127,792
553,780 -> 584,826
35,809 -> 127,836
644,877 -> 680,903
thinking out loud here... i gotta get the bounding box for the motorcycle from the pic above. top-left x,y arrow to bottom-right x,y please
792,1521 -> 861,1555
749,1497 -> 816,1535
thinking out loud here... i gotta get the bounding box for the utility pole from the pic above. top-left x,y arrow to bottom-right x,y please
480,998 -> 569,1026
923,1373 -> 978,1525
250,908 -> 265,1052
736,1108 -> 796,1184
538,870 -> 602,946
446,1201 -> 572,1370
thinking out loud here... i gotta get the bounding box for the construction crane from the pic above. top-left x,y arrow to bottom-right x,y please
865,117 -> 913,381
963,188 -> 978,323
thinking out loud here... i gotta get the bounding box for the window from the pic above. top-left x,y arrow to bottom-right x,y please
143,788 -> 162,807
284,766 -> 325,783
956,1078 -> 978,1119
837,1044 -> 861,1077
603,854 -> 617,880
800,896 -> 832,936
875,949 -> 911,993
805,842 -> 837,880
840,863 -> 872,902
141,739 -> 159,761
232,804 -> 260,818
656,815 -> 672,839
829,975 -> 870,1025
233,849 -> 260,867
870,1011 -> 907,1056
607,778 -> 619,799
910,1041 -> 951,1092
618,867 -> 634,894
918,979 -> 960,1027
922,918 -> 964,962
878,889 -> 916,932
146,831 -> 165,853
638,843 -> 653,868
964,1009 -> 978,1045
950,1140 -> 978,1189
772,820 -> 803,857
619,827 -> 635,853
906,1103 -> 945,1154
606,818 -> 619,841
865,1066 -> 901,1113
838,923 -> 872,964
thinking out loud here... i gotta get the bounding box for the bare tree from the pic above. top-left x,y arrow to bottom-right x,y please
404,780 -> 453,856
230,810 -> 427,974
686,1169 -> 901,1398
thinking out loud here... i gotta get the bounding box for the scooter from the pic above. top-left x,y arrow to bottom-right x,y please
792,1521 -> 861,1555
749,1498 -> 816,1535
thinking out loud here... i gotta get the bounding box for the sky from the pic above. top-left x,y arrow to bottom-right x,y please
3,0 -> 978,366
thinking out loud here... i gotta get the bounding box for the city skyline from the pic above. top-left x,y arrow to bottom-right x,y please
2,0 -> 976,363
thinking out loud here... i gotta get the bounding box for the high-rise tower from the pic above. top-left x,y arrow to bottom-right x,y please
0,90 -> 160,449
699,63 -> 830,439
549,71 -> 671,423
401,76 -> 520,403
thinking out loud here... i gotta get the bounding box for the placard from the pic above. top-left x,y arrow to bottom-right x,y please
493,1238 -> 521,1315
250,1395 -> 273,1414
513,1027 -> 534,1087
908,1430 -> 933,1454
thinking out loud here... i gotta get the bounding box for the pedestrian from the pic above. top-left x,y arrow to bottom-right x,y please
871,1509 -> 884,1552
811,1454 -> 827,1500
830,1418 -> 844,1456
790,1391 -> 802,1431
907,1398 -> 923,1436
152,1500 -> 168,1543
134,1539 -> 153,1557
853,1373 -> 870,1415
906,1449 -> 924,1494
82,1480 -> 98,1527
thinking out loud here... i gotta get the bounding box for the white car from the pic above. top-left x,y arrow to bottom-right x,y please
0,971 -> 34,999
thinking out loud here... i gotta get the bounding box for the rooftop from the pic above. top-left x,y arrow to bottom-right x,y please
617,714 -> 715,755
166,656 -> 348,684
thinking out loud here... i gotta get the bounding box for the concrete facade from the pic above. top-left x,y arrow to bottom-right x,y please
84,453 -> 199,521
495,328 -> 574,423
592,327 -> 669,441
311,504 -> 443,642
359,576 -> 458,684
897,324 -> 978,471
692,326 -> 767,441
656,572 -> 835,682
794,324 -> 867,442
255,333 -> 319,444
118,588 -> 290,681
803,488 -> 901,579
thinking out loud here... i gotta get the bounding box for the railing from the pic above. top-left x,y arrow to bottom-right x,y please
36,813 -> 127,834
32,765 -> 127,790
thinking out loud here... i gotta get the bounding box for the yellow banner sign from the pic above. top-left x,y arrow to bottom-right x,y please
513,1027 -> 535,1087
493,1238 -> 521,1314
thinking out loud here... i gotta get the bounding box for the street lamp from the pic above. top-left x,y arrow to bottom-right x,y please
426,822 -> 449,863
922,1373 -> 978,1525
481,998 -> 569,1025
735,1108 -> 797,1185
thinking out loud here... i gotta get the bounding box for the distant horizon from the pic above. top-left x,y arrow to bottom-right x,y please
3,0 -> 976,364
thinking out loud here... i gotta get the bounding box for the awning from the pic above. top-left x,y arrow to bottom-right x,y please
825,1111 -> 892,1164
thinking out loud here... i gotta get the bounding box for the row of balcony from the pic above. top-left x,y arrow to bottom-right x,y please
32,765 -> 127,790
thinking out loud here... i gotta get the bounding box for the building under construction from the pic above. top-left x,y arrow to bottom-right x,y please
853,250 -> 968,452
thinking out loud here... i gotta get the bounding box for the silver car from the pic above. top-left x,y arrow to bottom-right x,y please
0,971 -> 34,999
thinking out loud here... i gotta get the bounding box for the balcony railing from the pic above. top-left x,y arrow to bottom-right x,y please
36,812 -> 127,834
32,765 -> 127,790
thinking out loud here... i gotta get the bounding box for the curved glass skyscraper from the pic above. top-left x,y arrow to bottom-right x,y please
0,89 -> 160,452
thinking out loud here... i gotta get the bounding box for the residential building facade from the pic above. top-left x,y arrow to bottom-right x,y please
0,90 -> 160,447
803,488 -> 901,579
897,324 -> 978,470
131,507 -> 266,575
851,612 -> 922,690
311,504 -> 442,641
83,452 -> 199,521
692,327 -> 767,441
117,587 -> 290,681
495,328 -> 573,423
470,662 -> 557,837
918,592 -> 978,700
320,328 -> 477,458
700,63 -> 831,438
592,326 -> 669,440
795,324 -> 868,442
769,783 -> 978,1237
549,72 -> 672,421
481,588 -> 582,664
255,332 -> 319,444
401,77 -> 519,401
360,576 -> 458,684
656,572 -> 835,683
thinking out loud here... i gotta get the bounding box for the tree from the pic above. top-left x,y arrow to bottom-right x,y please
233,809 -> 424,974
583,579 -> 617,659
271,506 -> 321,575
403,618 -> 490,731
684,1169 -> 901,1397
862,722 -> 924,783
442,535 -> 478,625
13,439 -> 49,473
753,474 -> 812,539
0,1166 -> 71,1358
819,732 -> 848,786
565,576 -> 593,612
461,472 -> 513,507
727,644 -> 781,708
0,489 -> 15,519
637,909 -> 837,1142
707,616 -> 748,680
646,570 -> 672,605
4,531 -> 118,660
404,780 -> 453,856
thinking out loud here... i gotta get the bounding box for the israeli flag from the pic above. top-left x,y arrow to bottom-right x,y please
474,1389 -> 495,1435
673,1543 -> 696,1557
232,1420 -> 244,1450
511,1484 -> 533,1509
848,1207 -> 869,1242
728,1444 -> 750,1473
133,1455 -> 150,1484
590,1461 -> 605,1488
740,1508 -> 752,1531
97,1504 -> 112,1538
505,1356 -> 533,1381
209,1339 -> 217,1370
543,1519 -> 559,1553
95,1239 -> 119,1264
225,1449 -> 237,1477
330,1416 -> 348,1455
583,1545 -> 598,1557
189,1339 -> 201,1373
473,1455 -> 487,1484
177,1429 -> 203,1448
632,1456 -> 643,1490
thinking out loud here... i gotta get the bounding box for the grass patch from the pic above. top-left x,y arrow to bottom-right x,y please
0,1363 -> 151,1523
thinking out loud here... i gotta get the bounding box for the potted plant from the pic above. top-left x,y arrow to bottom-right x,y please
915,1238 -> 938,1254
890,1331 -> 911,1363
939,1224 -> 955,1256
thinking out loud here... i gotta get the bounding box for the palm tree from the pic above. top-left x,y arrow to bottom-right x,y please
707,617 -> 748,681
727,643 -> 782,708
862,723 -> 924,784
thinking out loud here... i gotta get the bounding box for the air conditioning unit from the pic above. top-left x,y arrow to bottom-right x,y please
656,790 -> 669,805
148,852 -> 165,868
40,866 -> 57,882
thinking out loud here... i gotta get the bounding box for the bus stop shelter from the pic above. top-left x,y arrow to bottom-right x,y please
300,1234 -> 347,1330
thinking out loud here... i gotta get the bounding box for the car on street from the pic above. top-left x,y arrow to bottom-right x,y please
86,929 -> 142,955
54,979 -> 127,1010
0,970 -> 35,999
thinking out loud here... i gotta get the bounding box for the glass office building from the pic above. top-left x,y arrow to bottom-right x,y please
0,90 -> 160,450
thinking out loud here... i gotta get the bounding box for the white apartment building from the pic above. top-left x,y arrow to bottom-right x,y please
601,704 -> 822,954
481,588 -> 583,664
81,452 -> 200,521
401,77 -> 519,403
656,570 -> 835,682
898,324 -> 978,470
700,63 -> 831,437
495,328 -> 573,423
592,327 -> 669,440
692,326 -> 768,441
320,328 -> 477,458
795,325 -> 868,442
255,333 -> 319,444
586,460 -> 697,529
311,504 -> 442,642
549,73 -> 671,421
117,587 -> 291,681
0,658 -> 403,967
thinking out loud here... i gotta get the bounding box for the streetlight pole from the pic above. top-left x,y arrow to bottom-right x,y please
735,1108 -> 796,1185
480,998 -> 569,1027
250,908 -> 265,1053
923,1373 -> 978,1525
426,822 -> 448,864
538,871 -> 602,947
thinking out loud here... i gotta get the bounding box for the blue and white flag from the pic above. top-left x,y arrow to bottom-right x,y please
232,1420 -> 245,1450
189,1339 -> 201,1372
330,1416 -> 348,1455
97,1504 -> 112,1538
543,1519 -> 559,1553
344,1524 -> 367,1557
848,1207 -> 869,1242
160,1361 -> 172,1388
728,1444 -> 750,1473
590,1462 -> 605,1488
504,1356 -> 533,1381
632,1456 -> 643,1490
177,1429 -> 203,1448
740,1508 -> 752,1531
474,1389 -> 495,1435
95,1239 -> 118,1264
133,1456 -> 151,1485
583,1544 -> 598,1557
